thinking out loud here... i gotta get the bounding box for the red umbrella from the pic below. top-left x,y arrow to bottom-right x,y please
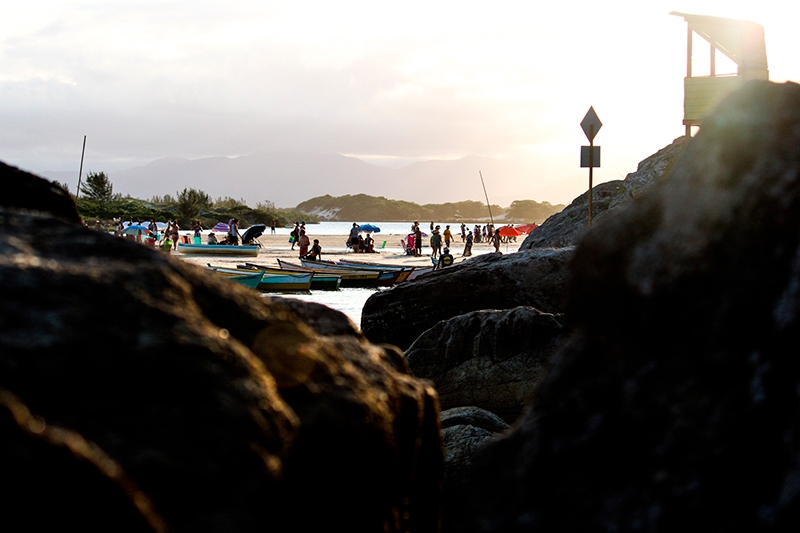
497,225 -> 523,237
515,223 -> 539,234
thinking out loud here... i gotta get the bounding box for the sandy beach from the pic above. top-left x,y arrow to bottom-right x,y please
174,231 -> 504,270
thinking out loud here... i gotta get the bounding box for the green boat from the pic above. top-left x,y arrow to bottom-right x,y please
205,266 -> 264,289
208,264 -> 313,292
240,263 -> 342,291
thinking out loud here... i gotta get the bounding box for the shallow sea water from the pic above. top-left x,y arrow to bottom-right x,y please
265,287 -> 384,328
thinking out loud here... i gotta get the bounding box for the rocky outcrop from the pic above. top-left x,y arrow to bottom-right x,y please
0,163 -> 443,533
263,296 -> 361,336
440,407 -> 510,533
1,161 -> 81,223
361,249 -> 572,351
406,307 -> 566,423
519,135 -> 686,250
463,80 -> 800,531
1,390 -> 168,532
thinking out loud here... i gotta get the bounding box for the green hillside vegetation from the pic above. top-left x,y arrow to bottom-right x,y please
58,174 -> 319,229
296,194 -> 565,223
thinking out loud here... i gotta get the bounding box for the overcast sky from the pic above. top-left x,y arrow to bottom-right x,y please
2,1 -> 798,205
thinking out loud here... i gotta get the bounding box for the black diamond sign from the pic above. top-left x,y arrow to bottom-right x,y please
581,107 -> 602,141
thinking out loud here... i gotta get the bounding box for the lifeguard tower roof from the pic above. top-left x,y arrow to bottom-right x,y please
671,11 -> 768,134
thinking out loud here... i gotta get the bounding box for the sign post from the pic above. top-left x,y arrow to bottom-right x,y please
580,107 -> 602,226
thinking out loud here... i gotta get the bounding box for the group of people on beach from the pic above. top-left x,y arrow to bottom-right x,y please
107,217 -> 251,252
346,223 -> 378,254
289,220 -> 322,260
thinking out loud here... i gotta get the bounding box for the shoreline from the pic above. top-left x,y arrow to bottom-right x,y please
166,232 -> 510,270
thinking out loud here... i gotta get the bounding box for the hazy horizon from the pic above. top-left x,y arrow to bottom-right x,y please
3,1 -> 798,206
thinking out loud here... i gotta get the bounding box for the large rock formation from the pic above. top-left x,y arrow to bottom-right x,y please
1,390 -> 168,532
362,248 -> 572,351
464,80 -> 800,531
519,135 -> 686,250
439,407 -> 510,533
0,163 -> 443,533
406,307 -> 566,423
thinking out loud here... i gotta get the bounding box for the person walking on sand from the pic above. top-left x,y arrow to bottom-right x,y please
270,220 -> 276,234
168,220 -> 180,250
492,228 -> 502,253
431,226 -> 442,259
461,222 -> 466,242
414,224 -> 423,257
290,221 -> 300,250
463,230 -> 473,257
443,225 -> 453,249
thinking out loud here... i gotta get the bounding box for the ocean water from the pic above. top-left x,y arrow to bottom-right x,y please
269,287 -> 384,328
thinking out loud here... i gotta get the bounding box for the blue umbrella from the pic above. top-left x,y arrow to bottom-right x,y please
122,224 -> 151,235
360,223 -> 381,233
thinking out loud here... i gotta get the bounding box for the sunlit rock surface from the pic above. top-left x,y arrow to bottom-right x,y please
0,162 -> 443,533
464,80 -> 800,532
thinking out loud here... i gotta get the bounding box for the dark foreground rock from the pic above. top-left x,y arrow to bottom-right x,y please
362,248 -> 572,351
1,390 -> 167,532
519,135 -> 686,250
0,163 -> 443,533
263,295 -> 361,336
406,307 -> 566,423
440,407 -> 510,533
464,80 -> 800,531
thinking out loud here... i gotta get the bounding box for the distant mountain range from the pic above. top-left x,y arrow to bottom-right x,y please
39,152 -> 544,209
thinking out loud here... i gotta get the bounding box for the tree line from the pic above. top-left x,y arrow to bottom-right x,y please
295,194 -> 565,223
54,172 -> 316,229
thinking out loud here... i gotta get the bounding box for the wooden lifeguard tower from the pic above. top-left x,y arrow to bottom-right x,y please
671,11 -> 769,136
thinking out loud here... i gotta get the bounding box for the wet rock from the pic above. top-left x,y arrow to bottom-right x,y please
440,406 -> 510,533
0,390 -> 167,532
1,161 -> 81,223
0,163 -> 444,533
406,307 -> 566,423
362,249 -> 572,351
466,80 -> 800,531
263,296 -> 361,336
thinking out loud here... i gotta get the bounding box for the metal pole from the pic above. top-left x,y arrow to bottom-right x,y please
588,125 -> 594,227
479,171 -> 494,226
75,135 -> 87,199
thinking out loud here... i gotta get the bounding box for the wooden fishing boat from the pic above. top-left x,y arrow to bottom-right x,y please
336,258 -> 433,281
205,266 -> 264,289
178,243 -> 259,257
332,259 -> 416,282
296,258 -> 403,286
208,264 -> 313,292
240,263 -> 342,291
276,258 -> 383,288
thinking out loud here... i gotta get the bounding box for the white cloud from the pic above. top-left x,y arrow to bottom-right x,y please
2,0 -> 798,204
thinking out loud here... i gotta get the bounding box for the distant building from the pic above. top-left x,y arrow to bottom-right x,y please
671,11 -> 768,137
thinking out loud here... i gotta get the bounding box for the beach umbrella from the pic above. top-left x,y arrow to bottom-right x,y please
360,223 -> 381,233
515,223 -> 539,234
212,222 -> 230,233
498,226 -> 523,237
122,224 -> 151,235
241,224 -> 266,243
